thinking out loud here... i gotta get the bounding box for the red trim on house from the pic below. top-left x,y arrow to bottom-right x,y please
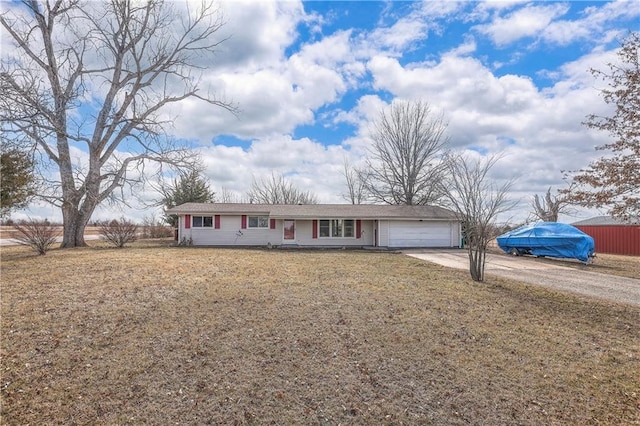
241,215 -> 247,229
270,219 -> 276,229
185,214 -> 191,229
312,220 -> 318,238
215,215 -> 221,229
356,219 -> 362,238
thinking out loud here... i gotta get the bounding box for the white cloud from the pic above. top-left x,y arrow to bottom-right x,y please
195,135 -> 351,203
210,0 -> 305,70
469,0 -> 528,19
542,0 -> 639,45
474,3 -> 570,46
471,0 -> 638,49
171,15 -> 360,142
364,1 -> 464,55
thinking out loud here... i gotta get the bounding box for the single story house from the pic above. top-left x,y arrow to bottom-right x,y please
572,216 -> 640,256
166,203 -> 462,249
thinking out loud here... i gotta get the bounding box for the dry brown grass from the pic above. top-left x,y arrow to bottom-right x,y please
2,241 -> 639,425
577,253 -> 640,279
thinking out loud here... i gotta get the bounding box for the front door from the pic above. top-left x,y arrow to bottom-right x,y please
283,219 -> 295,241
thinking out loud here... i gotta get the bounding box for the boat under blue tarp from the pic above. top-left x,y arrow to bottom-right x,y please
496,222 -> 595,262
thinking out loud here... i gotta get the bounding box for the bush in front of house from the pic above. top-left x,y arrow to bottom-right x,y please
98,218 -> 138,248
13,218 -> 61,255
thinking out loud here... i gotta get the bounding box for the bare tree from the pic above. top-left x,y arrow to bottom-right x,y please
530,187 -> 573,222
13,218 -> 61,255
443,154 -> 517,282
1,0 -> 234,247
360,100 -> 450,205
562,32 -> 640,222
98,217 -> 138,248
341,157 -> 367,204
247,173 -> 318,204
141,213 -> 172,239
219,187 -> 244,203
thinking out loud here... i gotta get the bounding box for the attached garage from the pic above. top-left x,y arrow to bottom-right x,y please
388,220 -> 457,248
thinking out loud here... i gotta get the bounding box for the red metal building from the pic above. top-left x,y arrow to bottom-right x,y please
573,216 -> 640,256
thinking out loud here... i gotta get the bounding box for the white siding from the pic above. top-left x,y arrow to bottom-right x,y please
178,216 -> 376,247
377,220 -> 390,247
295,220 -> 374,247
180,215 -> 280,246
388,220 -> 457,248
451,222 -> 462,247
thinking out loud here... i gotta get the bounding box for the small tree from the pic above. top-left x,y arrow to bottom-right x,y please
443,154 -> 516,282
247,173 -> 318,204
13,219 -> 61,255
98,218 -> 138,248
562,32 -> 640,222
360,100 -> 450,205
163,169 -> 215,227
1,145 -> 36,218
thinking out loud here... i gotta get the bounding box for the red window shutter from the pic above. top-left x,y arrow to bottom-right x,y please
185,214 -> 191,229
356,220 -> 362,239
270,219 -> 276,229
312,220 -> 318,239
241,215 -> 247,229
215,215 -> 221,229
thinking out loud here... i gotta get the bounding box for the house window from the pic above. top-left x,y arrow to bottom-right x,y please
319,219 -> 355,238
319,220 -> 330,237
192,216 -> 213,227
248,216 -> 269,229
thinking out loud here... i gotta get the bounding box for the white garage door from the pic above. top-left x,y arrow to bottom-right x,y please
389,221 -> 453,248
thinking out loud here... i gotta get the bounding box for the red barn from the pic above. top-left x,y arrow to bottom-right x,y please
572,216 -> 640,256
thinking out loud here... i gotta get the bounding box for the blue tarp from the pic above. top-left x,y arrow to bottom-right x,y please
497,222 -> 595,262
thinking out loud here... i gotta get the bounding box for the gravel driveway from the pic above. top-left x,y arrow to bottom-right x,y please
405,249 -> 640,307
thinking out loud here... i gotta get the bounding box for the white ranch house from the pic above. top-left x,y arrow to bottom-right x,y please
167,203 -> 462,249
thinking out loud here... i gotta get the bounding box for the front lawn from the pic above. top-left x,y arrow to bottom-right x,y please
1,241 -> 638,424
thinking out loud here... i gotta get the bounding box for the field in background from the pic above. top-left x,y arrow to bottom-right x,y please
1,241 -> 639,424
0,225 -> 102,238
1,224 -> 173,241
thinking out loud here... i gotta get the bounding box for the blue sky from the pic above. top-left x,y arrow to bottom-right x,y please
7,0 -> 640,223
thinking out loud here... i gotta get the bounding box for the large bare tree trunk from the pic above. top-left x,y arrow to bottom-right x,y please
61,207 -> 89,248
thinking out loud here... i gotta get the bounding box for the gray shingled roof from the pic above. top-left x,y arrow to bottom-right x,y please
166,203 -> 457,220
572,216 -> 638,226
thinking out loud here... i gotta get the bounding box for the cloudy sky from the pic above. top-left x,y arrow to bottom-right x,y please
15,0 -> 639,224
